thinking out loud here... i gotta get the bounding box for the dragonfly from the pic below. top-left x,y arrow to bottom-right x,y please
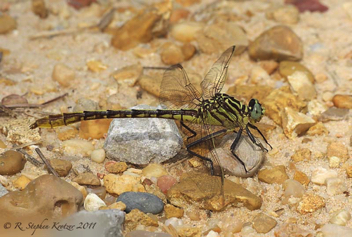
30,46 -> 271,178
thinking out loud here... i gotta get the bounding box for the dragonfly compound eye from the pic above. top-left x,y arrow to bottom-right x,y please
249,99 -> 262,121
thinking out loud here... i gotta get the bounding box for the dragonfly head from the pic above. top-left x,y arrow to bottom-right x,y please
248,99 -> 264,123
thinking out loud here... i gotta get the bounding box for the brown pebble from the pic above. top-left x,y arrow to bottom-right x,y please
332,94 -> 352,109
124,209 -> 158,232
258,165 -> 289,184
72,172 -> 100,186
161,43 -> 184,65
294,170 -> 310,186
306,122 -> 329,136
105,161 -> 128,174
252,212 -> 277,233
327,142 -> 349,162
32,0 -> 48,18
258,60 -> 279,75
86,186 -> 106,200
57,127 -> 79,141
249,25 -> 303,61
164,204 -> 184,219
291,148 -> 311,162
0,150 -> 26,175
52,63 -> 75,87
170,8 -> 190,23
0,15 -> 17,34
181,43 -> 196,61
13,175 -> 31,190
0,140 -> 6,149
48,158 -> 72,177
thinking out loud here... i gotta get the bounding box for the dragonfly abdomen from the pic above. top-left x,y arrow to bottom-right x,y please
30,109 -> 200,129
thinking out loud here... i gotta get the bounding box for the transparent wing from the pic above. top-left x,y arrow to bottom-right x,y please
201,46 -> 236,100
159,64 -> 202,110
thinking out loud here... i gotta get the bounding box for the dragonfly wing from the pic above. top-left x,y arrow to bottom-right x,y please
159,64 -> 202,110
201,46 -> 236,100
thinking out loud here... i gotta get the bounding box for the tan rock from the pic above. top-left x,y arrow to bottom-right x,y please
105,161 -> 128,174
279,61 -> 315,83
72,172 -> 100,186
171,22 -> 204,42
294,171 -> 310,186
0,15 -> 17,34
142,164 -> 168,178
249,25 -> 303,61
86,60 -> 107,72
52,63 -> 75,87
262,87 -> 306,125
170,8 -> 190,23
252,212 -> 277,233
0,139 -> 6,148
48,158 -> 72,177
177,227 -> 201,236
111,64 -> 142,86
79,119 -> 112,139
57,127 -> 79,141
90,149 -> 106,164
266,5 -> 299,24
62,139 -> 94,156
332,94 -> 352,109
138,74 -> 162,98
258,165 -> 289,184
291,148 -> 311,162
32,0 -> 48,18
164,204 -> 184,219
258,60 -> 279,75
181,43 -> 196,61
167,172 -> 262,211
103,174 -> 143,195
124,209 -> 158,231
327,142 -> 349,163
297,193 -> 325,214
0,150 -> 26,175
175,0 -> 200,7
69,181 -> 88,198
196,21 -> 248,55
99,201 -> 126,211
111,1 -> 171,50
160,43 -> 184,65
0,175 -> 83,222
287,70 -> 316,100
13,175 -> 31,190
306,122 -> 328,136
282,107 -> 316,139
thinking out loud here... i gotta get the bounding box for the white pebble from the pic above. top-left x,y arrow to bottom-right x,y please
283,179 -> 305,198
326,178 -> 347,196
330,210 -> 351,226
165,217 -> 183,228
320,224 -> 352,236
171,22 -> 204,42
206,230 -> 220,237
90,149 -> 105,163
84,193 -> 106,211
311,168 -> 337,185
62,139 -> 94,156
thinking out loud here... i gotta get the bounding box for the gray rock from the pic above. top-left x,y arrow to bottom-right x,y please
53,210 -> 125,237
117,192 -> 164,214
104,105 -> 182,165
0,184 -> 8,197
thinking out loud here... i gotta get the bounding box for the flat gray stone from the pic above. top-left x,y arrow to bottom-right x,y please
0,184 -> 8,197
104,105 -> 182,165
53,210 -> 125,237
117,192 -> 164,214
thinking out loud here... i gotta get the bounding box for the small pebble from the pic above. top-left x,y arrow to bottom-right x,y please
293,170 -> 310,186
329,156 -> 340,168
70,181 -> 88,198
105,161 -> 128,173
321,107 -> 349,122
165,217 -> 183,228
0,15 -> 17,34
57,127 -> 79,141
157,175 -> 177,194
48,158 -> 72,177
111,63 -> 142,86
13,175 -> 31,190
322,91 -> 334,102
84,193 -> 106,211
252,212 -> 277,234
287,0 -> 328,12
103,174 -> 144,195
62,139 -> 94,156
79,119 -> 112,140
0,140 -> 6,149
291,148 -> 311,162
258,165 -> 289,184
283,179 -> 305,199
307,100 -> 327,118
142,164 -> 168,178
99,201 -> 126,211
72,172 -> 100,186
164,204 -> 184,219
306,122 -> 329,136
160,43 -> 184,65
320,224 -> 352,236
258,60 -> 279,75
326,178 -> 347,196
332,95 -> 352,109
73,98 -> 98,111
287,71 -> 317,100
296,193 -> 325,214
171,22 -> 204,42
327,142 -> 349,162
86,186 -> 106,200
52,63 -> 75,87
117,191 -> 164,214
86,60 -> 107,73
266,5 -> 300,24
330,210 -> 351,226
0,150 -> 26,175
281,107 -> 315,139
311,167 -> 337,185
90,149 -> 106,164
32,0 -> 48,18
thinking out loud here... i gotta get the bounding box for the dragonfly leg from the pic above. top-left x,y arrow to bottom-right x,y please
229,128 -> 248,173
248,123 -> 272,150
180,121 -> 197,141
246,126 -> 268,152
186,129 -> 228,175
